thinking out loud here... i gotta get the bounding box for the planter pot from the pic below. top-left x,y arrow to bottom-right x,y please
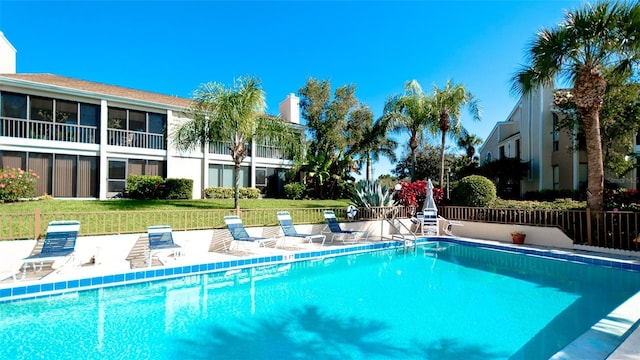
511,233 -> 526,244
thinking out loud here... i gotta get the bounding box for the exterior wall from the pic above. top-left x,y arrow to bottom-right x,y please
481,85 -> 587,196
0,32 -> 16,74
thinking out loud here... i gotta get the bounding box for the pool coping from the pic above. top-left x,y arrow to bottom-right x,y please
1,236 -> 640,359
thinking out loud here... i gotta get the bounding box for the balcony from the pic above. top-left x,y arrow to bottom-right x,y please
107,129 -> 165,150
0,116 -> 98,144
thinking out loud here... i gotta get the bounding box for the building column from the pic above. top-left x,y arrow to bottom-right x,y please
98,100 -> 109,200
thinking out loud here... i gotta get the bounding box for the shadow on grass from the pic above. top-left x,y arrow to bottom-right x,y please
173,305 -> 508,359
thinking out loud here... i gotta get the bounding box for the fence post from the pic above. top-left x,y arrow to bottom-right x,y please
34,208 -> 41,239
586,208 -> 592,245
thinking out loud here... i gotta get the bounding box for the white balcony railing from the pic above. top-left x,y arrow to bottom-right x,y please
0,116 -> 98,144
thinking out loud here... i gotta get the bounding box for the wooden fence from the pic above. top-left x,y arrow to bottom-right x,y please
0,206 -> 413,241
1,205 -> 638,252
440,206 -> 640,251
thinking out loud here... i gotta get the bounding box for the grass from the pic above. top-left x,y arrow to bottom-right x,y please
0,198 -> 352,239
0,198 -> 352,214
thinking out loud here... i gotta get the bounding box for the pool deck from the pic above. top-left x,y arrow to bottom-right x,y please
1,231 -> 640,360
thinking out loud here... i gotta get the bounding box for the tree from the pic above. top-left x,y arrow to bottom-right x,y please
346,105 -> 398,182
480,158 -> 530,199
511,0 -> 640,211
172,76 -> 303,212
429,80 -> 481,188
456,128 -> 483,162
392,143 -> 442,182
554,72 -> 640,179
298,78 -> 360,199
383,80 -> 435,181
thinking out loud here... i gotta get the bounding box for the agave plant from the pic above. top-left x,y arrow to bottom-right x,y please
350,180 -> 397,208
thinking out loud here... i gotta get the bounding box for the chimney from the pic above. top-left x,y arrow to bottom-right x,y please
279,93 -> 300,124
0,32 -> 17,74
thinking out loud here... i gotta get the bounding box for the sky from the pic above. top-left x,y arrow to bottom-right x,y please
0,0 -> 585,179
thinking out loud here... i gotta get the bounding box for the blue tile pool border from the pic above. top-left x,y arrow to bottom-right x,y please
1,237 -> 639,303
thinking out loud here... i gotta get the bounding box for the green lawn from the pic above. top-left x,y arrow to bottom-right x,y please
0,198 -> 352,214
0,198 -> 353,239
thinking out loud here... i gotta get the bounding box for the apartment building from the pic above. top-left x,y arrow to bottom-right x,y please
0,32 -> 300,200
480,85 -> 638,197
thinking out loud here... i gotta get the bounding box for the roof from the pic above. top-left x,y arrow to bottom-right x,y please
0,73 -> 192,108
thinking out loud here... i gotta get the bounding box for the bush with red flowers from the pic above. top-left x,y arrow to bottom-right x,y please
395,180 -> 444,207
604,188 -> 640,211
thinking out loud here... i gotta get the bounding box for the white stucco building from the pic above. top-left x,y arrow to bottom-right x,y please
0,32 -> 300,200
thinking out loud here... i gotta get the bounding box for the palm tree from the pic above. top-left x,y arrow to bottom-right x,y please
456,128 -> 483,162
347,106 -> 398,182
383,80 -> 434,181
172,76 -> 303,212
511,0 -> 640,211
430,80 -> 481,188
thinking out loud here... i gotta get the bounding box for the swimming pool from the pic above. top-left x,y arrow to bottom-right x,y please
1,241 -> 639,359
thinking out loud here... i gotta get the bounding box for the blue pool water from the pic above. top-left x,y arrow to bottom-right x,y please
1,242 -> 640,359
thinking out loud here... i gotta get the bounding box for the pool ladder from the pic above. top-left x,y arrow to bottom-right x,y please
385,217 -> 418,252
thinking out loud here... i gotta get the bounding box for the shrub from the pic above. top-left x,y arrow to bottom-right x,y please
125,175 -> 165,199
239,188 -> 261,199
164,178 -> 193,199
284,182 -> 306,200
396,180 -> 444,207
0,168 -> 38,202
523,189 -> 585,201
204,187 -> 261,199
350,180 -> 396,208
126,176 -> 195,200
452,175 -> 496,207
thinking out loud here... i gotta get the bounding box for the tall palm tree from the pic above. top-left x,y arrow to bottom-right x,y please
172,76 -> 303,212
347,106 -> 398,181
383,80 -> 434,181
512,0 -> 640,211
430,80 -> 481,188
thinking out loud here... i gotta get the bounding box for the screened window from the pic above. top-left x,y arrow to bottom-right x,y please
56,100 -> 78,124
29,153 -> 53,196
1,92 -> 27,119
108,108 -> 126,129
0,151 -> 26,169
80,103 -> 100,127
148,113 -> 165,134
30,96 -> 54,121
108,160 -> 127,192
129,110 -> 146,132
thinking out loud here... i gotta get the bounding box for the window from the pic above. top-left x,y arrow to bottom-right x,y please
1,92 -> 27,119
108,108 -> 126,129
108,160 -> 127,193
128,110 -> 146,132
108,159 -> 166,195
148,113 -> 165,134
579,163 -> 588,190
80,103 -> 100,127
499,146 -> 505,159
552,113 -> 559,151
30,96 -> 54,121
553,165 -> 560,190
28,153 -> 53,196
515,139 -> 521,160
54,155 -> 77,197
56,100 -> 78,124
0,151 -> 26,169
208,164 -> 249,187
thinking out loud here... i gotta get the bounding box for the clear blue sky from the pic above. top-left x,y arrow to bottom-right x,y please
0,0 -> 584,179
